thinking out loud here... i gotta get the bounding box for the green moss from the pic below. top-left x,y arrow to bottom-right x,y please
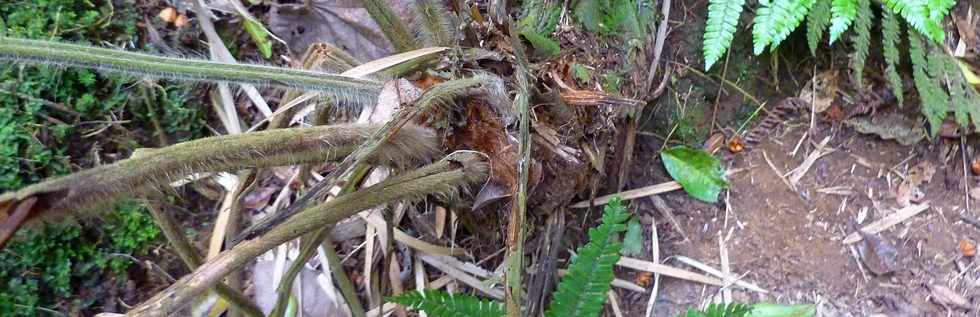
0,201 -> 160,316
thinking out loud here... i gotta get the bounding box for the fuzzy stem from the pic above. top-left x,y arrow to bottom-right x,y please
236,75 -> 499,241
413,0 -> 455,46
505,24 -> 533,317
124,152 -> 488,317
363,0 -> 418,52
0,37 -> 381,103
145,202 -> 264,317
269,165 -> 371,317
0,124 -> 438,229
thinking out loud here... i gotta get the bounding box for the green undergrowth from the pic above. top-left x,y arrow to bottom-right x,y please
0,200 -> 161,316
0,0 -> 201,314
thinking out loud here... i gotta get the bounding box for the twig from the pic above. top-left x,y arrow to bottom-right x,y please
644,213 -> 662,317
670,61 -> 764,108
617,257 -> 725,287
505,22 -> 534,317
843,203 -> 931,244
570,169 -> 744,208
673,256 -> 768,293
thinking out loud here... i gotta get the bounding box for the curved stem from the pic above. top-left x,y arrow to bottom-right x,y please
0,37 -> 381,104
124,152 -> 488,317
0,124 -> 438,232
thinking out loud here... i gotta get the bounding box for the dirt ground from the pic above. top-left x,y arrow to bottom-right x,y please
622,119 -> 980,316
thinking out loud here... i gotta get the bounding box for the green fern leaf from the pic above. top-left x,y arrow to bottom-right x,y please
926,0 -> 956,22
545,197 -> 631,317
806,0 -> 832,55
881,6 -> 905,107
677,303 -> 752,317
828,0 -> 857,44
883,0 -> 945,43
909,31 -> 949,136
703,0 -> 746,70
388,290 -> 506,317
752,0 -> 816,55
849,0 -> 872,91
942,55 -> 980,130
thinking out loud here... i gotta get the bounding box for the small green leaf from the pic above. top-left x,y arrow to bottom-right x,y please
571,63 -> 592,84
621,217 -> 644,256
243,18 -> 273,59
661,146 -> 729,203
748,303 -> 816,317
520,31 -> 561,57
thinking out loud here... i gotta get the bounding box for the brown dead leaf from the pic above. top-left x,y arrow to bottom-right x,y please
896,161 -> 935,207
846,113 -> 927,146
856,231 -> 899,275
928,284 -> 970,309
268,0 -> 416,61
798,70 -> 839,113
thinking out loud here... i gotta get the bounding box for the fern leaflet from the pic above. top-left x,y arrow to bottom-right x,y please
883,0 -> 945,43
678,303 -> 752,317
881,7 -> 905,107
849,0 -> 872,91
806,0 -> 832,55
388,290 -> 506,317
938,54 -> 980,130
752,0 -> 816,54
926,0 -> 956,22
703,0 -> 746,70
544,197 -> 631,317
909,31 -> 949,136
828,0 -> 857,44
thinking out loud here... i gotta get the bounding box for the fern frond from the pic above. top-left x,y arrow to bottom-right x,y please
849,0 -> 872,91
414,0 -> 456,46
703,0 -> 746,69
926,0 -> 956,23
389,290 -> 506,317
941,54 -> 980,129
908,31 -> 949,136
806,0 -> 832,55
828,0 -> 857,44
545,197 -> 631,317
882,0 -> 945,43
752,0 -> 816,55
678,303 -> 752,317
881,6 -> 905,107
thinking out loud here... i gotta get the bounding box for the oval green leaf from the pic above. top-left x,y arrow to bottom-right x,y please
661,146 -> 728,203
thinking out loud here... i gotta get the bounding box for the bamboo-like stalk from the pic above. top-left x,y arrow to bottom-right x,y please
505,24 -> 533,317
363,0 -> 418,52
124,152 -> 488,316
0,124 -> 438,231
0,37 -> 382,104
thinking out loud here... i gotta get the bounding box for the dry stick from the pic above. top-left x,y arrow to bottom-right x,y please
125,152 -> 488,316
842,203 -> 931,244
506,23 -> 533,317
644,215 -> 661,317
145,202 -> 264,317
570,169 -> 744,208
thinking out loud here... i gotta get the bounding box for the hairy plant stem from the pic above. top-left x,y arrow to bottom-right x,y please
506,24 -> 533,317
145,202 -> 264,317
0,37 -> 382,103
268,165 -> 371,317
0,124 -> 438,239
363,0 -> 418,52
125,152 -> 488,316
237,75 -> 500,241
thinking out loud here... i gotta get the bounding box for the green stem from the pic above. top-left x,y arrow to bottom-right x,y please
505,24 -> 532,317
0,124 -> 438,229
322,235 -> 367,317
146,202 -> 265,317
0,37 -> 381,103
364,0 -> 418,52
